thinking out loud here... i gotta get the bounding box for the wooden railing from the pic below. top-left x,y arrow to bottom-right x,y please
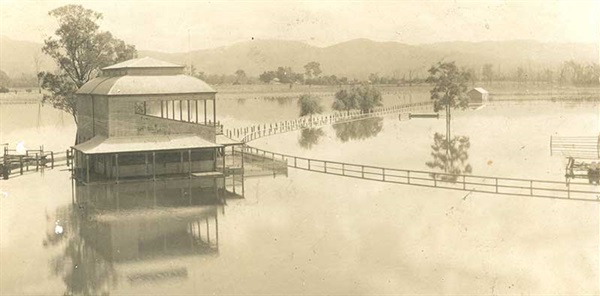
239,146 -> 600,202
223,101 -> 433,143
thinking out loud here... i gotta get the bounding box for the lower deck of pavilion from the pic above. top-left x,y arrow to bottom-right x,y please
72,134 -> 242,184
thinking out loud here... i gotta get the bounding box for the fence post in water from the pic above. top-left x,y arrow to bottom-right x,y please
361,166 -> 364,178
382,168 -> 386,181
50,151 -> 54,169
463,175 -> 466,190
19,156 -> 23,175
324,161 -> 327,173
530,180 -> 533,196
308,159 -> 311,170
35,153 -> 39,171
407,171 -> 410,184
495,178 -> 498,193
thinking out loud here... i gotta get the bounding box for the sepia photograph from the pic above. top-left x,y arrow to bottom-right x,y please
0,0 -> 599,294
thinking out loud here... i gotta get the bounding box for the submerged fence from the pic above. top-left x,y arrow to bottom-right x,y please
224,101 -> 432,143
239,146 -> 600,202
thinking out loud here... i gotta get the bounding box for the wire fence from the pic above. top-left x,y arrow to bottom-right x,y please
238,146 -> 600,202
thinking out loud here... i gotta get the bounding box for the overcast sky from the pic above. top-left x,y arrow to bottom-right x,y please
1,0 -> 599,53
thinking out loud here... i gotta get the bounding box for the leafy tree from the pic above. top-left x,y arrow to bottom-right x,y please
353,83 -> 383,113
332,84 -> 382,115
0,70 -> 10,88
297,94 -> 323,119
40,5 -> 137,125
426,133 -> 472,182
482,63 -> 493,85
516,67 -> 526,84
426,61 -> 470,141
332,89 -> 356,115
259,71 -> 277,83
368,73 -> 380,84
234,69 -> 247,84
304,61 -> 322,79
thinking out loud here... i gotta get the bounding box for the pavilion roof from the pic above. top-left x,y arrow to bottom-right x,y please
76,74 -> 216,96
102,57 -> 184,70
72,134 -> 222,154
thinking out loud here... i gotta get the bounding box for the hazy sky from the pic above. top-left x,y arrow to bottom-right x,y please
1,0 -> 599,52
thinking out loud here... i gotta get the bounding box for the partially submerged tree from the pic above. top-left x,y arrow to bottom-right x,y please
297,94 -> 323,119
40,5 -> 137,125
332,89 -> 356,115
332,84 -> 383,115
426,61 -> 470,141
353,83 -> 383,113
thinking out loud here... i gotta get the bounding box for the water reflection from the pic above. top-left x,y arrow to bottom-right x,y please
332,117 -> 383,142
298,128 -> 325,149
44,155 -> 289,295
45,177 -> 227,295
425,132 -> 472,182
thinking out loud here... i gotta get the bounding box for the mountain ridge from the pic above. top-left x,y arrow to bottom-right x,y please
2,35 -> 597,80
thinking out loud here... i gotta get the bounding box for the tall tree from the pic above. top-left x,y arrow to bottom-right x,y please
234,69 -> 247,84
303,61 -> 322,79
482,63 -> 493,85
426,61 -> 470,142
40,5 -> 137,125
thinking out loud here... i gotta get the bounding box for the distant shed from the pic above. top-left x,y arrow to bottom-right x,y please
467,88 -> 489,105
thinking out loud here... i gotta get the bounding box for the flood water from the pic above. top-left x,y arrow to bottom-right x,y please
1,95 -> 599,294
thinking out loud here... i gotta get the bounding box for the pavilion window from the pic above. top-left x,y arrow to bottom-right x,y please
155,151 -> 181,164
191,150 -> 214,161
119,153 -> 146,165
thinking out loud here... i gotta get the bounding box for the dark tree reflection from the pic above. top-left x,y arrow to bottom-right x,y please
298,128 -> 325,149
426,132 -> 472,182
44,204 -> 117,296
332,117 -> 383,142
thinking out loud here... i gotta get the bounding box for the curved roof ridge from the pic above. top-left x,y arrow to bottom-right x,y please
102,57 -> 184,70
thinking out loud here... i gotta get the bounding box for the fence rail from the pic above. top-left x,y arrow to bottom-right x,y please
223,101 -> 432,143
239,146 -> 600,202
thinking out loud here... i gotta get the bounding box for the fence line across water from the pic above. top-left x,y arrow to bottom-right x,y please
223,101 -> 432,143
238,146 -> 600,202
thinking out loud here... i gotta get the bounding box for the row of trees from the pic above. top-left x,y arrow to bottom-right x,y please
296,83 -> 384,120
473,61 -> 600,85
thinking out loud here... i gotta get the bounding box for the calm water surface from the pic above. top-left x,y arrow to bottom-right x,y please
0,99 -> 599,294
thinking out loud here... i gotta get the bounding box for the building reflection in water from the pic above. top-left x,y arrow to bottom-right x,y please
45,159 -> 287,295
332,117 -> 383,143
298,128 -> 325,150
425,132 -> 472,182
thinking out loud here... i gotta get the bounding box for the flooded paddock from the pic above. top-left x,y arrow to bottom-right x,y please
1,98 -> 599,294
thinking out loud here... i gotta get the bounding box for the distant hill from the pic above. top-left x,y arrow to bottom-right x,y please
0,36 -> 54,77
2,35 -> 597,80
